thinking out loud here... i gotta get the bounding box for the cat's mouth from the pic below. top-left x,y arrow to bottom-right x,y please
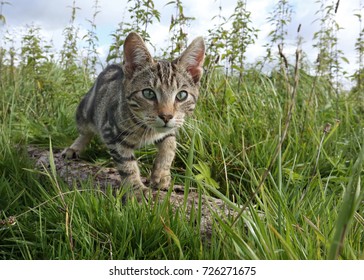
154,125 -> 175,133
149,117 -> 178,133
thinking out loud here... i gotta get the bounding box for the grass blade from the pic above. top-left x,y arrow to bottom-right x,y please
328,132 -> 364,259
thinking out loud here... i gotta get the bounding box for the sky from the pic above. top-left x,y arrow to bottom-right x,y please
0,0 -> 363,80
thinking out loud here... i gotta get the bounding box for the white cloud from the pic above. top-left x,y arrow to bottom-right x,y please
1,0 -> 362,78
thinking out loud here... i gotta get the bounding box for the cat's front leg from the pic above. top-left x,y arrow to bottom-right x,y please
151,134 -> 176,190
62,133 -> 93,159
107,144 -> 148,195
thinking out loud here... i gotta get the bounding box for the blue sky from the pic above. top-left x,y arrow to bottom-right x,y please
0,0 -> 362,79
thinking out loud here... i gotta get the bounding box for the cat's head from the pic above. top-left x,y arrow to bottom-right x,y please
122,32 -> 205,133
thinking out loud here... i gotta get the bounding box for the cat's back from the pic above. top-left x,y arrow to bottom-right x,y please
77,64 -> 124,128
99,64 -> 123,82
95,64 -> 124,95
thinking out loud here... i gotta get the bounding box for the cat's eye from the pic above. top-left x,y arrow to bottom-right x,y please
142,89 -> 156,100
176,90 -> 188,101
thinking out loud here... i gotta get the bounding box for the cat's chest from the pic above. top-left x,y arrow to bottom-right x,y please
138,130 -> 172,147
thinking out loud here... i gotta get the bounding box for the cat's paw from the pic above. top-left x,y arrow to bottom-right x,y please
61,148 -> 80,159
127,184 -> 151,202
150,172 -> 171,190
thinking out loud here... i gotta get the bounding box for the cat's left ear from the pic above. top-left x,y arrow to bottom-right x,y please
123,32 -> 154,78
175,37 -> 205,84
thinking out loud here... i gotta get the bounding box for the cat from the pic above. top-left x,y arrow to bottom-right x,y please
62,32 -> 205,195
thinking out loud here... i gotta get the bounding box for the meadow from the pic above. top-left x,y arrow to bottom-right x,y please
0,0 -> 363,260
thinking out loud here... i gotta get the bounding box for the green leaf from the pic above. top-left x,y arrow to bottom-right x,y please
328,132 -> 364,259
340,56 -> 350,64
165,1 -> 175,7
0,14 -> 6,24
194,161 -> 219,189
160,217 -> 184,259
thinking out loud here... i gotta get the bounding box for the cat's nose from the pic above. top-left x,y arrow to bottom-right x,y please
158,113 -> 173,124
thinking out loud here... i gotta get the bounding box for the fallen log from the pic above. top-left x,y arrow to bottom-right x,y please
27,146 -> 243,236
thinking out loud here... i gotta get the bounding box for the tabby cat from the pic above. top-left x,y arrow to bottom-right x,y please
63,32 -> 205,194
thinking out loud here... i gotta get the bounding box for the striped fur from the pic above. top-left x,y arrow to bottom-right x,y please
63,32 -> 205,192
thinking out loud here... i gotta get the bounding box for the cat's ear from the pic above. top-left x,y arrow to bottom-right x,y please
123,32 -> 153,78
175,37 -> 205,84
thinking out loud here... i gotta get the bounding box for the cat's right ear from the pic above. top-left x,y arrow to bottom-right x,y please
123,32 -> 153,78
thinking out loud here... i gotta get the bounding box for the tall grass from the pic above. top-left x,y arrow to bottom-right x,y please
1,58 -> 363,259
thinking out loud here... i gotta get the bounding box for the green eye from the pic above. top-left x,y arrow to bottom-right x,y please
176,90 -> 188,101
142,89 -> 156,100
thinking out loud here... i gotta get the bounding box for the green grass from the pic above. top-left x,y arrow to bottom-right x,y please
0,63 -> 363,260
